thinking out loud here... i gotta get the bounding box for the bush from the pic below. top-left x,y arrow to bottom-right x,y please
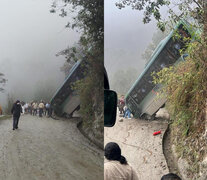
72,50 -> 103,140
153,40 -> 207,172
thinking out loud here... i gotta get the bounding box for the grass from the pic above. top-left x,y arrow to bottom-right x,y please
0,115 -> 12,120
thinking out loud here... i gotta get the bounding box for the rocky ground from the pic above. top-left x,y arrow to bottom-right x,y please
104,109 -> 169,180
0,114 -> 103,180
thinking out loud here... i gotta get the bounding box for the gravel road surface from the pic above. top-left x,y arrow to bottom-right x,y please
104,111 -> 169,180
0,115 -> 103,180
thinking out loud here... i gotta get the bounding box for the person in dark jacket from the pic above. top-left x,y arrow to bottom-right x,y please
11,100 -> 22,130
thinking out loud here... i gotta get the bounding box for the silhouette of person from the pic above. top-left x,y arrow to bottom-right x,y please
11,100 -> 22,130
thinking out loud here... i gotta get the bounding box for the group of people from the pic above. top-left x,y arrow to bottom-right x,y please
118,95 -> 132,119
21,100 -> 52,118
104,142 -> 182,180
11,100 -> 53,130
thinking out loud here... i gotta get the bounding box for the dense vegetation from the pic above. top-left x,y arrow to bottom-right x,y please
153,37 -> 207,175
51,0 -> 103,147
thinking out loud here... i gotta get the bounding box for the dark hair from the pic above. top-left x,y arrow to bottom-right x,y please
104,142 -> 127,165
161,173 -> 182,180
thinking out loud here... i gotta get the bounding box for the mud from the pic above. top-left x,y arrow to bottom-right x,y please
0,115 -> 103,180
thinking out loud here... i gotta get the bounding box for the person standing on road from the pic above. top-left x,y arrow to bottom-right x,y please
38,101 -> 44,117
24,102 -> 29,114
48,104 -> 53,118
118,95 -> 125,115
28,101 -> 33,115
11,100 -> 22,130
21,101 -> 25,115
104,142 -> 139,180
45,102 -> 50,117
32,101 -> 38,116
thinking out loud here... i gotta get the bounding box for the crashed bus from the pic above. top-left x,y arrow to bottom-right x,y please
50,60 -> 85,118
125,20 -> 193,120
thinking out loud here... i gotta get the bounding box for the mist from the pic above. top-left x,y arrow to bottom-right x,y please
0,0 -> 80,108
105,0 -> 157,93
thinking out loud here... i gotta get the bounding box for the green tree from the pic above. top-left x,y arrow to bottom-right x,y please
51,0 -> 103,147
116,0 -> 206,32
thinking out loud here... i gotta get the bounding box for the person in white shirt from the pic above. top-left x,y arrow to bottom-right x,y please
24,103 -> 29,113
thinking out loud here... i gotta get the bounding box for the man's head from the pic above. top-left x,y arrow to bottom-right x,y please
161,173 -> 182,180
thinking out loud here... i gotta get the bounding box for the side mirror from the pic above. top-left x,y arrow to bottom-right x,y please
104,90 -> 117,127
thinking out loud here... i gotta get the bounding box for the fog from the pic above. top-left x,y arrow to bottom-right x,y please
105,0 -> 157,92
0,0 -> 80,107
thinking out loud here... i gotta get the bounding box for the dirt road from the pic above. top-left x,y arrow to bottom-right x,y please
104,110 -> 169,180
0,115 -> 103,180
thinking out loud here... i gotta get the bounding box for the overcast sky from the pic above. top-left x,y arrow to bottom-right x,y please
0,0 -> 165,105
105,0 -> 158,87
0,0 -> 80,106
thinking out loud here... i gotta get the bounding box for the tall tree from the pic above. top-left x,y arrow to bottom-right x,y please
51,0 -> 104,147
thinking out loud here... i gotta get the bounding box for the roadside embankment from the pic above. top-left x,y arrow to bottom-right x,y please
0,115 -> 12,121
